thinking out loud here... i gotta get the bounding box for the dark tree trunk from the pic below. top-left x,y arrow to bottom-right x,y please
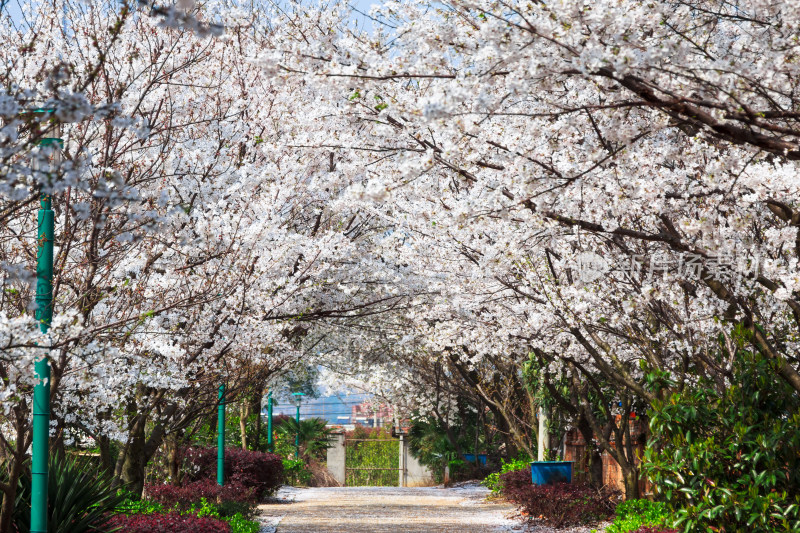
589,448 -> 603,487
0,458 -> 22,533
0,486 -> 16,533
253,393 -> 263,451
0,408 -> 30,533
621,463 -> 641,499
168,435 -> 181,485
98,434 -> 115,473
575,415 -> 604,486
120,419 -> 147,497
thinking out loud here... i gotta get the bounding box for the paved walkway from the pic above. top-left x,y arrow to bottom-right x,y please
257,484 -> 522,532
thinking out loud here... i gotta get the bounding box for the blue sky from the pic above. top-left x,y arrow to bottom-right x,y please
269,392 -> 373,424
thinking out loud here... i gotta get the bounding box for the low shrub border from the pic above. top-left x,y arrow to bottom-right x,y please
184,447 -> 283,499
115,492 -> 260,533
107,512 -> 232,533
482,457 -> 531,494
497,467 -> 532,494
144,479 -> 256,511
502,481 -> 617,528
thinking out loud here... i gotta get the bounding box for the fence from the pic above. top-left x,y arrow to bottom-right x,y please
327,431 -> 434,487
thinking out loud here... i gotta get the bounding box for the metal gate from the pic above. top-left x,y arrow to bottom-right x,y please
344,437 -> 400,486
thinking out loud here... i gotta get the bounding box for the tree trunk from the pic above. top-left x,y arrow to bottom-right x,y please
0,485 -> 16,533
98,434 -> 115,473
589,447 -> 603,487
239,402 -> 249,451
253,394 -> 262,451
120,417 -> 147,496
0,407 -> 31,533
0,460 -> 22,533
537,406 -> 550,461
621,463 -> 641,499
575,415 -> 603,486
168,435 -> 181,485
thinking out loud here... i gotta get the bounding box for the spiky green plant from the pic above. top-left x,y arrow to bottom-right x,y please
14,454 -> 127,533
275,417 -> 333,460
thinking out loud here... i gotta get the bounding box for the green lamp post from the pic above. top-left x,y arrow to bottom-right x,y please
291,392 -> 304,459
217,384 -> 225,486
31,122 -> 62,533
266,391 -> 273,453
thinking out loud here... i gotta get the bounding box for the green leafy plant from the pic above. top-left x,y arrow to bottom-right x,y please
482,454 -> 531,494
607,499 -> 672,533
121,494 -> 259,533
275,417 -> 334,461
226,512 -> 260,533
116,496 -> 165,516
407,416 -> 456,479
215,499 -> 257,520
189,497 -> 221,518
14,455 -> 128,533
282,458 -> 311,486
644,348 -> 800,532
186,497 -> 259,531
407,409 -> 497,484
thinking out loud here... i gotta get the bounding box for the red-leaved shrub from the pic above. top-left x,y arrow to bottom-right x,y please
633,528 -> 679,533
107,512 -> 231,533
184,447 -> 283,499
499,467 -> 532,492
145,478 -> 255,510
503,481 -> 618,528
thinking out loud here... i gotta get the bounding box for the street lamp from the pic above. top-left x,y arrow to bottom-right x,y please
217,384 -> 225,486
291,392 -> 304,459
30,113 -> 61,533
266,391 -> 273,453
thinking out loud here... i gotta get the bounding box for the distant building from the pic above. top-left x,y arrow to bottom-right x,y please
350,402 -> 393,428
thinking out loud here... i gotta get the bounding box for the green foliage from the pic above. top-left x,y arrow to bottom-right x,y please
482,454 -> 531,494
607,499 -> 672,533
407,403 -> 500,483
14,455 -> 128,533
482,472 -> 501,493
282,458 -> 311,486
226,512 -> 261,533
275,417 -> 333,461
644,350 -> 800,532
215,499 -> 257,520
270,425 -> 297,458
447,458 -> 467,478
116,496 -> 165,515
345,427 -> 399,486
407,416 -> 457,472
121,495 -> 259,533
191,502 -> 261,533
188,497 -> 220,518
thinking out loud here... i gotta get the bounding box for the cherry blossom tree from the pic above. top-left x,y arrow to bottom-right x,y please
256,0 -> 800,498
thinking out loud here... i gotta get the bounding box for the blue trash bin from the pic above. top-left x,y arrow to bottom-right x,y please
530,461 -> 573,485
462,453 -> 488,465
